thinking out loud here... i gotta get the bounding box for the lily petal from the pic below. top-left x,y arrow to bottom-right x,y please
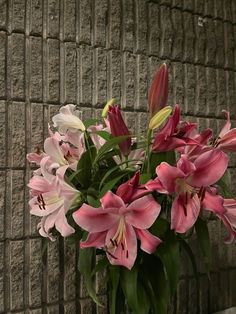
135,228 -> 162,254
156,162 -> 185,193
101,191 -> 125,210
80,231 -> 107,248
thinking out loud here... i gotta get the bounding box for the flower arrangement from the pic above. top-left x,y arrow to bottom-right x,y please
27,64 -> 236,313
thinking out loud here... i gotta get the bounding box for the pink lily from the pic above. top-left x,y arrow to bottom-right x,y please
116,172 -> 149,204
28,173 -> 81,239
152,105 -> 197,152
218,199 -> 236,243
214,111 -> 236,152
73,191 -> 161,269
146,150 -> 228,233
148,63 -> 168,116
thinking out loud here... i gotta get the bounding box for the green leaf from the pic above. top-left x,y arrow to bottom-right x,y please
108,266 -> 120,314
195,217 -> 212,272
142,254 -> 169,314
93,135 -> 131,165
120,265 -> 139,313
96,130 -> 112,141
216,170 -> 232,198
84,118 -> 100,128
156,231 -> 180,295
179,238 -> 199,290
92,256 -> 109,276
76,147 -> 97,188
99,172 -> 130,197
150,151 -> 176,173
140,173 -> 152,184
78,246 -> 103,307
149,217 -> 169,238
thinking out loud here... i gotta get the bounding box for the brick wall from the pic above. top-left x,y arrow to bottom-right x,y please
0,0 -> 236,313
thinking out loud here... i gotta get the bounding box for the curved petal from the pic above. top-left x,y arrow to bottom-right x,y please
105,223 -> 137,270
201,190 -> 225,215
219,110 -> 231,138
223,199 -> 236,227
156,162 -> 185,193
73,203 -> 118,233
101,191 -> 125,210
190,149 -> 228,187
44,137 -> 67,165
135,228 -> 162,254
177,155 -> 196,175
145,178 -> 169,194
54,208 -> 75,236
80,231 -> 107,249
126,195 -> 161,229
171,195 -> 200,233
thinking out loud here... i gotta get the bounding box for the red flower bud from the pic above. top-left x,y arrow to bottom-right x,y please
148,63 -> 169,116
107,105 -> 131,156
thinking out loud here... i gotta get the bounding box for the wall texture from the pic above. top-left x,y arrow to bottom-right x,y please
0,0 -> 236,313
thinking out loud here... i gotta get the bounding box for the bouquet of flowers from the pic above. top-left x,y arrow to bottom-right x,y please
27,64 -> 236,313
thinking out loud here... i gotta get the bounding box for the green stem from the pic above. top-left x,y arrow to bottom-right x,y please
145,129 -> 152,176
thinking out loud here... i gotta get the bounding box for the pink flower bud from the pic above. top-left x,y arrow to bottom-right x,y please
107,105 -> 131,156
148,63 -> 169,116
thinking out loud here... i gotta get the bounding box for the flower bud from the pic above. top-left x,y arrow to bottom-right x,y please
107,105 -> 131,156
148,106 -> 172,130
102,98 -> 116,118
148,63 -> 169,116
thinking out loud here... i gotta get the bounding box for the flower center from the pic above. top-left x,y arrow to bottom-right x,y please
106,217 -> 129,259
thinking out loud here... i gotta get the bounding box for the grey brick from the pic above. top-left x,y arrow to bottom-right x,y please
8,102 -> 26,167
46,305 -> 60,314
121,52 -> 136,110
223,0 -> 233,21
188,277 -> 199,314
10,33 -> 25,99
224,22 -> 234,69
47,0 -> 60,38
137,112 -> 148,133
176,279 -> 188,314
229,269 -> 236,305
218,271 -> 229,310
232,0 -> 236,23
171,9 -> 183,61
78,0 -> 92,44
0,172 -> 5,241
64,42 -> 77,103
93,0 -> 107,47
206,67 -> 217,116
29,0 -> 43,34
135,0 -> 147,53
10,170 -> 25,238
183,0 -> 194,11
205,18 -> 217,66
226,71 -> 236,118
199,275 -> 209,314
64,302 -> 77,314
29,239 -> 42,307
195,66 -> 206,115
47,240 -> 60,303
46,39 -> 60,102
204,0 -> 215,17
160,6 -> 173,59
194,0 -> 205,14
122,0 -> 134,51
215,20 -> 225,67
0,32 -> 6,98
63,239 -> 76,301
194,15 -> 206,64
136,54 -> 148,111
159,0 -> 171,5
80,298 -> 95,314
148,3 -> 160,55
0,101 -> 6,167
95,255 -> 107,295
184,63 -> 195,115
124,111 -> 138,135
96,296 -> 108,314
78,45 -> 93,105
108,0 -> 121,49
12,0 -> 25,31
93,48 -> 107,107
172,0 -> 183,9
107,50 -> 121,100
216,69 -> 226,117
64,0 -> 76,41
208,220 -> 220,272
183,12 -> 195,63
0,242 -> 3,312
30,36 -> 43,101
29,309 -> 42,314
172,62 -> 184,107
0,0 -> 7,28
148,56 -> 160,87
214,0 -> 224,19
10,240 -> 24,310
